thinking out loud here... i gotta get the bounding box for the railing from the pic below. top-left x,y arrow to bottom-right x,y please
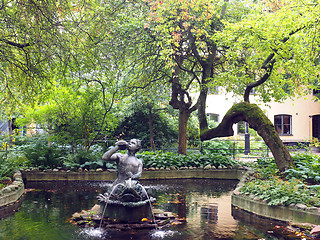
0,137 -> 310,161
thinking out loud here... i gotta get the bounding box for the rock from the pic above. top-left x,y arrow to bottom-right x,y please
52,169 -> 59,172
248,194 -> 255,199
91,204 -> 101,214
72,212 -> 83,220
13,172 -> 22,178
10,185 -> 19,190
96,168 -> 103,172
170,166 -> 176,170
311,225 -> 320,235
306,207 -> 318,211
91,215 -> 101,221
78,168 -> 83,172
204,165 -> 212,170
295,204 -> 308,210
253,196 -> 261,201
149,167 -> 156,171
1,187 -> 12,193
233,188 -> 241,195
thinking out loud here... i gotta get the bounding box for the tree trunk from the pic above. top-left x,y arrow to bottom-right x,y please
178,109 -> 191,155
200,102 -> 293,171
148,107 -> 155,149
198,86 -> 209,132
8,118 -> 13,144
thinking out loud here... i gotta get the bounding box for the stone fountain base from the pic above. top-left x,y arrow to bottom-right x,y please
99,202 -> 154,223
70,204 -> 185,230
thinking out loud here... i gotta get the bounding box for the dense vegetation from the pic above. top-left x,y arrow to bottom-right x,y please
0,132 -> 238,176
240,153 -> 320,207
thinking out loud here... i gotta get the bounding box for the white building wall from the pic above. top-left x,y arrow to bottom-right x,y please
205,91 -> 320,142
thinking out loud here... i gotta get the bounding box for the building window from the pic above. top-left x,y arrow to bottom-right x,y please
207,113 -> 219,122
274,114 -> 292,135
313,89 -> 320,97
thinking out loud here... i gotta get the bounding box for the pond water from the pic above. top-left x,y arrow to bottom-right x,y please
0,179 -> 285,240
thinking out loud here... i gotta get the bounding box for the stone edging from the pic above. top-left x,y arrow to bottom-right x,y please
231,168 -> 320,225
0,171 -> 25,208
21,168 -> 245,182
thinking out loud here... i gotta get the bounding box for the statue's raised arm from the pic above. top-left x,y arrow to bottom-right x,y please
102,140 -> 128,162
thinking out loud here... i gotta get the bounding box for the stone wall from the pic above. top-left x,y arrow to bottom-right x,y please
0,171 -> 25,208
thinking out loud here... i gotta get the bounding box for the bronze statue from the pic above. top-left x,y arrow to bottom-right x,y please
102,139 -> 143,186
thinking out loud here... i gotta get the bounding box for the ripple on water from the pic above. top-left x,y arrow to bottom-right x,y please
151,230 -> 178,239
79,228 -> 104,238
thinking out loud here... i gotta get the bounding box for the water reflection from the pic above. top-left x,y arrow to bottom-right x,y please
0,179 -> 280,240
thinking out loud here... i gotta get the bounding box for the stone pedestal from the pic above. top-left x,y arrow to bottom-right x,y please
100,202 -> 153,223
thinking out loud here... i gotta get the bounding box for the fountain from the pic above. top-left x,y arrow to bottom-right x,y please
97,139 -> 156,225
71,139 -> 179,230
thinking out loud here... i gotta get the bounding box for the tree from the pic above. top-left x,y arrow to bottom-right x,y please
135,0 -> 249,154
1,0 -> 139,150
112,88 -> 177,149
199,0 -> 320,171
17,82 -> 117,151
0,0 -> 133,119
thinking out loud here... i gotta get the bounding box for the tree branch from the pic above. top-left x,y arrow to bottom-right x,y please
1,39 -> 30,48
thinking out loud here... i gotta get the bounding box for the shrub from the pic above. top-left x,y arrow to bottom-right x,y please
285,152 -> 320,184
62,150 -> 115,170
19,136 -> 65,169
201,140 -> 240,156
138,151 -> 237,169
240,177 -> 320,207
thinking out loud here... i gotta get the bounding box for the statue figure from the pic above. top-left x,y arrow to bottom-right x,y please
97,139 -> 155,223
102,139 -> 143,186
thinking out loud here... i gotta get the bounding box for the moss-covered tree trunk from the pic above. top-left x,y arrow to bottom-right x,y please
200,102 -> 293,171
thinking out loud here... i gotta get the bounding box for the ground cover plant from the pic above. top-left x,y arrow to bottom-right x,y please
138,150 -> 237,169
240,153 -> 320,207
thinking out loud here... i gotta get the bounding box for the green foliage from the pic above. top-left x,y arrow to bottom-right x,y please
18,84 -> 117,150
240,177 -> 320,207
285,152 -> 320,184
62,149 -> 116,170
202,140 -> 239,156
254,157 -> 279,180
138,151 -> 236,169
217,0 -> 320,102
19,137 -> 65,169
112,104 -> 177,148
241,153 -> 320,207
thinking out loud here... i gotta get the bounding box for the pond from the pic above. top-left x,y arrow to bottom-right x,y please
0,179 -> 285,240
